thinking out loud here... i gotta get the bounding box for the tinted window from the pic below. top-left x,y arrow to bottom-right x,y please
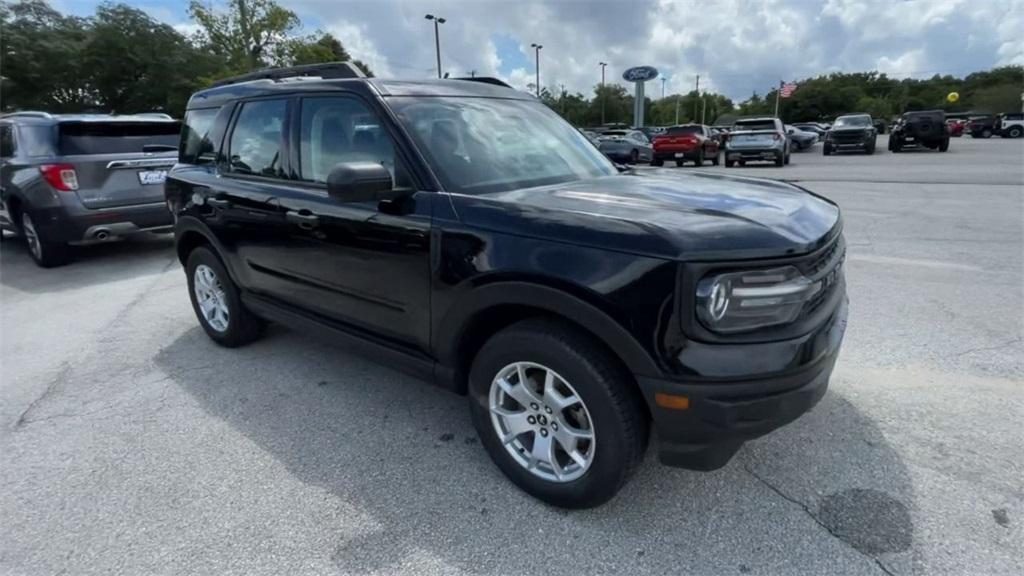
298,97 -> 404,185
734,120 -> 777,131
57,122 -> 180,155
180,108 -> 219,164
228,100 -> 287,177
667,126 -> 702,135
0,125 -> 14,158
834,116 -> 871,127
390,97 -> 615,195
16,125 -> 55,157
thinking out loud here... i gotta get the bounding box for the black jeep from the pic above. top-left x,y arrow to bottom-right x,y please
166,62 -> 848,508
889,110 -> 950,152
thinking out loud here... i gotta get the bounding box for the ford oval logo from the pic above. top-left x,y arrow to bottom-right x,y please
622,66 -> 659,82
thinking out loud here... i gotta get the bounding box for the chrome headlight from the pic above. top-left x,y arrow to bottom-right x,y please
696,266 -> 825,333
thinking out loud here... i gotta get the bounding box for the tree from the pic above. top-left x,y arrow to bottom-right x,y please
0,0 -> 92,111
188,0 -> 300,73
269,32 -> 375,76
82,4 -> 220,114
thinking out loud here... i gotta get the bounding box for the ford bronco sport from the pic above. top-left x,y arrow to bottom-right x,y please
167,63 -> 848,508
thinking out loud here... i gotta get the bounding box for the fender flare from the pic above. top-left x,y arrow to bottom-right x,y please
173,216 -> 243,281
435,281 -> 662,378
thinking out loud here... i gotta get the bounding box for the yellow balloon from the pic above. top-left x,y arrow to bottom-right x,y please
947,92 -> 960,103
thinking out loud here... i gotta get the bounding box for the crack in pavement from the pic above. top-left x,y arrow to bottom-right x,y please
14,364 -> 71,429
743,463 -> 898,576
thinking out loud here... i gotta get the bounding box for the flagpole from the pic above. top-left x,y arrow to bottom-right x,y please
774,80 -> 782,118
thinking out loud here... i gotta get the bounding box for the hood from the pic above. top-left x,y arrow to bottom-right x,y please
449,170 -> 841,261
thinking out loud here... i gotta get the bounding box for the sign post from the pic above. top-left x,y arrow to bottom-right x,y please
622,66 -> 659,127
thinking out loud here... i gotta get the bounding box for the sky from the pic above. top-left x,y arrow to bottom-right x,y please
52,0 -> 1024,101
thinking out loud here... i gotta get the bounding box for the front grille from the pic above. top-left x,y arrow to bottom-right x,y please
831,131 -> 865,143
798,236 -> 845,317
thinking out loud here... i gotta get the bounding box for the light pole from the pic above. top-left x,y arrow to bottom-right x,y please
425,14 -> 446,79
661,77 -> 666,99
599,61 -> 607,125
531,43 -> 543,97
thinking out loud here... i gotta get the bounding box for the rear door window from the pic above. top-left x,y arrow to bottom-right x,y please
57,122 -> 180,155
227,99 -> 288,177
180,108 -> 219,163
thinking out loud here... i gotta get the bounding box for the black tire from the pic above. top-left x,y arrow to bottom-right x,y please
711,149 -> 720,166
981,128 -> 992,138
19,210 -> 71,268
468,318 -> 648,509
775,153 -> 785,167
675,159 -> 685,167
695,149 -> 704,166
650,158 -> 663,167
938,138 -> 949,152
823,144 -> 832,156
891,139 -> 902,153
725,159 -> 735,167
866,140 -> 876,154
784,150 -> 791,165
1008,126 -> 1023,138
185,246 -> 265,347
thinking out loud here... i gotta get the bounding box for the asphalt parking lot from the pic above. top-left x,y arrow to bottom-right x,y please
1,135 -> 1021,575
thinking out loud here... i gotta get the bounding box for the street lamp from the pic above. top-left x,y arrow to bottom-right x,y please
425,14 -> 446,79
599,61 -> 607,124
531,43 -> 543,97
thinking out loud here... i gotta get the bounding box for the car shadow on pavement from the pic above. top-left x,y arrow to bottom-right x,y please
156,326 -> 917,575
0,232 -> 175,294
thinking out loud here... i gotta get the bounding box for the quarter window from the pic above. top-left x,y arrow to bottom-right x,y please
0,125 -> 15,158
298,97 -> 402,185
228,99 -> 287,177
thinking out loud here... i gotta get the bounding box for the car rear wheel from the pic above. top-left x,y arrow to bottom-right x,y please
981,128 -> 992,138
468,318 -> 648,508
186,246 -> 265,347
20,211 -> 71,268
694,149 -> 705,166
938,138 -> 949,152
1008,126 -> 1023,138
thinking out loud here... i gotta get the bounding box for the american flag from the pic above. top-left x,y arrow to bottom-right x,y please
780,82 -> 797,98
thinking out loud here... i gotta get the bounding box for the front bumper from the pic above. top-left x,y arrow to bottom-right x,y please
637,296 -> 848,470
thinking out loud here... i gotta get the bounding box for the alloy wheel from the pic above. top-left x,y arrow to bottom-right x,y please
21,213 -> 42,261
193,264 -> 230,332
488,361 -> 596,482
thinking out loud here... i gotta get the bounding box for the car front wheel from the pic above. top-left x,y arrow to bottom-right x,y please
468,319 -> 648,508
1008,126 -> 1023,138
186,246 -> 265,347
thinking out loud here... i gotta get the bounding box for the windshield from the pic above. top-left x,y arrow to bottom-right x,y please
388,97 -> 615,195
834,116 -> 871,128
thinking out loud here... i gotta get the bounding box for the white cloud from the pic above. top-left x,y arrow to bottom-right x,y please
134,0 -> 1022,101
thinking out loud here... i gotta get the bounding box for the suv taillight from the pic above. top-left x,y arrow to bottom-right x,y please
772,133 -> 781,141
39,164 -> 79,191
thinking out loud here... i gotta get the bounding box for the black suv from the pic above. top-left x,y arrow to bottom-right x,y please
0,112 -> 179,266
823,113 -> 877,155
167,63 -> 848,508
889,110 -> 950,152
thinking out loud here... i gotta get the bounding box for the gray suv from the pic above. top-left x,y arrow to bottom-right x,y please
0,112 -> 179,267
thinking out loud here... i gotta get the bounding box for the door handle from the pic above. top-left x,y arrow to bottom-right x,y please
206,197 -> 231,209
286,210 -> 320,230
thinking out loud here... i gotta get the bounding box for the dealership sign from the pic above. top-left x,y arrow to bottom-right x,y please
622,66 -> 659,83
621,66 -> 659,127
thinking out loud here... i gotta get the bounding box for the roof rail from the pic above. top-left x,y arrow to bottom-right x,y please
449,77 -> 513,89
1,111 -> 53,119
210,61 -> 365,88
133,112 -> 174,119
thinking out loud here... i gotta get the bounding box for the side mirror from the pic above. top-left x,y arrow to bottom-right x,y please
326,162 -> 397,203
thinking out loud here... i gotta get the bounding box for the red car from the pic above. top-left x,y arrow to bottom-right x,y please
946,118 -> 966,137
651,124 -> 721,166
